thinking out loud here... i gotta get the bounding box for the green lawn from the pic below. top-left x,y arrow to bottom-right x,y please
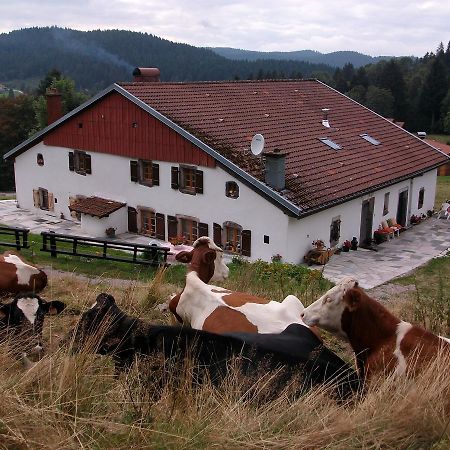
428,134 -> 450,144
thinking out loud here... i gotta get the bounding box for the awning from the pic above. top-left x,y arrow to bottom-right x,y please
69,196 -> 126,218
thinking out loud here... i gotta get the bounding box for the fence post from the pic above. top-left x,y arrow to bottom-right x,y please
14,230 -> 21,250
49,231 -> 57,258
23,230 -> 29,249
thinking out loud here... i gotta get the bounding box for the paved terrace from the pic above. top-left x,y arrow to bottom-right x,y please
1,200 -> 449,289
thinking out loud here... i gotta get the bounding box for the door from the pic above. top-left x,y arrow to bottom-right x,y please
397,190 -> 409,227
359,197 -> 375,246
127,207 -> 138,233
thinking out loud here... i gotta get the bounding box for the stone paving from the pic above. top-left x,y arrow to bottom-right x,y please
323,218 -> 450,289
1,200 -> 449,288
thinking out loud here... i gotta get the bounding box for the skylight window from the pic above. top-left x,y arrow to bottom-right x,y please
319,138 -> 341,150
360,133 -> 380,145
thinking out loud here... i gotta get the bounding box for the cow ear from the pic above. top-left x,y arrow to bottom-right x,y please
202,249 -> 216,264
345,288 -> 361,311
0,303 -> 11,321
175,251 -> 193,264
46,300 -> 66,315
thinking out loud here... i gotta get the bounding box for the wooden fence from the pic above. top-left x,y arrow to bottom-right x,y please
41,231 -> 170,266
0,225 -> 30,250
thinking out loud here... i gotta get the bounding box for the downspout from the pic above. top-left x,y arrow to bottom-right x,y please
407,177 -> 414,226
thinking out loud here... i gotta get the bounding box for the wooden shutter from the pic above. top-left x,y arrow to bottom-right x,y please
168,215 -> 178,239
68,152 -> 74,171
130,161 -> 139,182
155,213 -> 165,240
33,189 -> 40,208
213,223 -> 222,247
195,170 -> 204,194
171,167 -> 179,189
85,154 -> 92,174
198,222 -> 209,238
241,229 -> 251,257
152,163 -> 160,186
48,193 -> 55,211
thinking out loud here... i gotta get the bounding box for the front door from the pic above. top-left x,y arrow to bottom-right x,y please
127,207 -> 138,233
360,197 -> 375,247
397,190 -> 409,227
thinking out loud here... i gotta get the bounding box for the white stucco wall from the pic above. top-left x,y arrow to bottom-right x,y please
14,143 -> 290,261
81,208 -> 128,237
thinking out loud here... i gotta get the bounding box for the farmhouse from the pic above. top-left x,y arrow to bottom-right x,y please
4,68 -> 449,263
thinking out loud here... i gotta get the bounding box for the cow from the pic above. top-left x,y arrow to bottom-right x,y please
301,277 -> 450,380
0,292 -> 66,367
70,293 -> 361,399
169,237 -> 313,335
0,251 -> 48,295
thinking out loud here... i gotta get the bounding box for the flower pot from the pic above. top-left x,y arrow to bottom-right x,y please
342,247 -> 350,252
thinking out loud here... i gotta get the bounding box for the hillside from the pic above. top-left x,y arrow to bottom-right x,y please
0,27 -> 334,92
211,47 -> 391,68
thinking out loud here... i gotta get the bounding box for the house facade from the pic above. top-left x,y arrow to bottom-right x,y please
5,70 -> 449,263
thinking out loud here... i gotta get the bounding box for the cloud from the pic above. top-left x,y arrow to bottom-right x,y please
0,0 -> 449,56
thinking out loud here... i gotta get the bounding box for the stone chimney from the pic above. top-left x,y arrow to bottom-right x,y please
133,67 -> 160,82
264,149 -> 286,190
322,108 -> 330,128
46,88 -> 63,125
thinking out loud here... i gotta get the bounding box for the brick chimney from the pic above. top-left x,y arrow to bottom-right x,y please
46,88 -> 63,125
264,149 -> 286,190
133,67 -> 160,82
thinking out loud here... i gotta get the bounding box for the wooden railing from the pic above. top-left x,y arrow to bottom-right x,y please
41,231 -> 170,266
0,225 -> 30,250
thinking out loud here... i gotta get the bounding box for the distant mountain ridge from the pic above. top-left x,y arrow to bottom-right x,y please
210,47 -> 391,68
0,27 -> 336,92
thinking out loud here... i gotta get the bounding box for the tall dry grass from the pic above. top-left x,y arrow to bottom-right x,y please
0,263 -> 449,448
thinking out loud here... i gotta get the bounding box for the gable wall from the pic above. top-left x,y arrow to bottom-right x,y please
43,91 -> 215,167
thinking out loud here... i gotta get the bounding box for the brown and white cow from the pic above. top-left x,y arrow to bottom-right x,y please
0,292 -> 66,367
169,237 -> 312,335
301,277 -> 450,380
0,251 -> 48,295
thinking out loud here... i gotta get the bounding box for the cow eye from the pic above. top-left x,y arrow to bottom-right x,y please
323,297 -> 331,304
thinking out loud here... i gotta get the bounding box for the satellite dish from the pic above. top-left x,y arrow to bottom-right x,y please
251,134 -> 265,155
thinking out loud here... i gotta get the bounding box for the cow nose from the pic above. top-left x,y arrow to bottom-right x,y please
300,312 -> 305,319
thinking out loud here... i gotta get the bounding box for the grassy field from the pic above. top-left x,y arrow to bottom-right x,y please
0,194 -> 15,200
428,134 -> 450,144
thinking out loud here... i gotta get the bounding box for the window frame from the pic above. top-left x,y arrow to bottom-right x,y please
383,192 -> 390,216
225,181 -> 240,199
418,187 -> 425,209
70,150 -> 92,175
177,215 -> 199,244
37,153 -> 44,166
180,166 -> 197,195
139,208 -> 156,237
223,221 -> 243,254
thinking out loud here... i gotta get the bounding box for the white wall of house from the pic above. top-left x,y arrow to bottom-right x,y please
81,208 -> 128,237
14,143 -> 290,261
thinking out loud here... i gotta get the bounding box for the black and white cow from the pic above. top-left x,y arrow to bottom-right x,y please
0,292 -> 66,366
71,293 -> 361,399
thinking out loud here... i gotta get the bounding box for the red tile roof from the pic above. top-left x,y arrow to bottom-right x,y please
424,138 -> 450,155
119,80 -> 449,212
69,196 -> 125,218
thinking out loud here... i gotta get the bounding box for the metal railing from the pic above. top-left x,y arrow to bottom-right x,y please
41,231 -> 170,267
0,225 -> 30,250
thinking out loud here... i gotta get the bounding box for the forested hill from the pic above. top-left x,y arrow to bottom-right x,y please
0,27 -> 334,92
211,48 -> 389,68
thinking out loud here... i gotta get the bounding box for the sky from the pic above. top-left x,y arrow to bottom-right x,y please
1,0 -> 449,57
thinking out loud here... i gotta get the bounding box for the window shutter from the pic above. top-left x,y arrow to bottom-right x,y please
198,222 -> 209,238
152,163 -> 160,186
213,223 -> 222,247
127,207 -> 138,233
48,193 -> 55,211
171,167 -> 179,189
168,215 -> 178,239
130,161 -> 139,182
156,213 -> 165,240
241,229 -> 251,257
85,154 -> 92,174
195,170 -> 204,194
33,189 -> 40,208
69,152 -> 74,171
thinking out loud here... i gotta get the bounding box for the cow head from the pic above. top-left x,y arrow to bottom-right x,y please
0,292 -> 66,359
72,293 -> 127,354
176,237 -> 229,283
301,277 -> 358,340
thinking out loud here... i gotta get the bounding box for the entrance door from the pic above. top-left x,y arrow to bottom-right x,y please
127,207 -> 138,233
360,197 -> 375,246
396,190 -> 409,227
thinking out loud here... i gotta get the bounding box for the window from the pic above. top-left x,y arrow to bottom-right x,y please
225,181 -> 239,199
179,217 -> 198,244
130,160 -> 159,187
171,166 -> 204,195
37,153 -> 44,166
33,188 -> 54,211
140,209 -> 156,236
360,133 -> 380,145
69,151 -> 92,175
264,235 -> 270,244
319,138 -> 341,150
383,192 -> 390,216
224,222 -> 242,253
418,187 -> 425,209
329,216 -> 341,247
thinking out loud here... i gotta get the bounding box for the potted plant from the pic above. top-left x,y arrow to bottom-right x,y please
312,239 -> 325,251
351,237 -> 358,250
169,235 -> 186,248
342,240 -> 352,252
105,227 -> 116,238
